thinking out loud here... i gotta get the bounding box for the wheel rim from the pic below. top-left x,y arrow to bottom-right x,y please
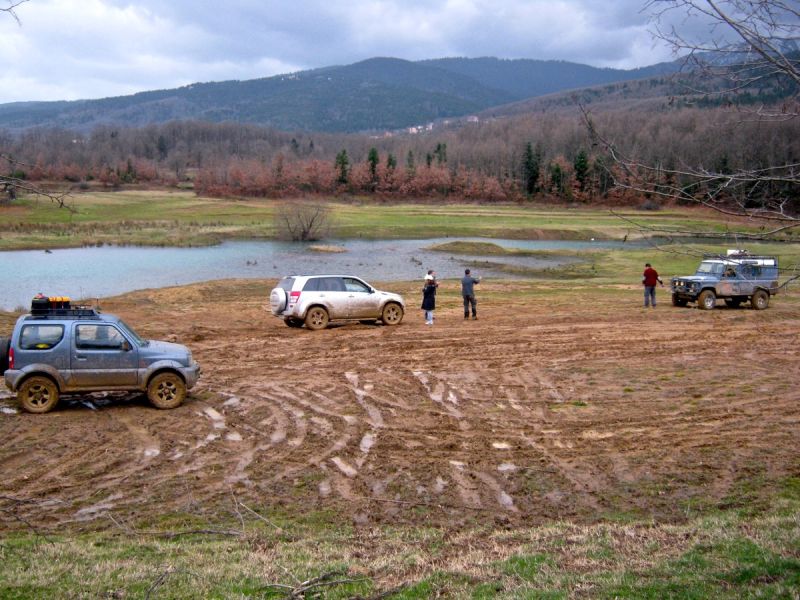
755,293 -> 767,309
384,305 -> 401,324
155,379 -> 178,403
703,295 -> 714,309
308,308 -> 327,328
26,383 -> 52,408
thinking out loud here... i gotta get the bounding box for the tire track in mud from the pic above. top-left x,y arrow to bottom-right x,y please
3,286 -> 799,528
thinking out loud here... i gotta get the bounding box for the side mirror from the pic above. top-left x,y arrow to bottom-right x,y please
121,341 -> 132,352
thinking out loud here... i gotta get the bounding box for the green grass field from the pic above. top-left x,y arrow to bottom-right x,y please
1,190 -> 793,250
2,493 -> 799,598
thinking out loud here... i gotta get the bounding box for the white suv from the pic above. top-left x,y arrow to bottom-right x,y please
269,275 -> 405,330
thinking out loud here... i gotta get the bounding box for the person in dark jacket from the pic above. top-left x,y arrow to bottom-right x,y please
421,272 -> 438,325
461,268 -> 481,319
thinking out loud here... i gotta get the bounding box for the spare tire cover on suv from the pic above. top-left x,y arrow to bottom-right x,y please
0,336 -> 9,374
270,288 -> 288,315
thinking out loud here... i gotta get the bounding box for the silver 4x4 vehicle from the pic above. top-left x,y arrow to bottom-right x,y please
269,275 -> 405,329
1,300 -> 200,413
670,251 -> 779,310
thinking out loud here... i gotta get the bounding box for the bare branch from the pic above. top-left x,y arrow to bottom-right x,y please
259,569 -> 368,599
144,566 -> 197,600
1,0 -> 30,24
646,0 -> 800,119
579,101 -> 800,237
1,153 -> 76,212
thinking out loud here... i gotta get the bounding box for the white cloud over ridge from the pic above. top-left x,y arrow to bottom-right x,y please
0,0 -> 686,103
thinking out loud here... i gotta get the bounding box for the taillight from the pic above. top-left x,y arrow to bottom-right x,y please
8,347 -> 13,370
289,291 -> 301,305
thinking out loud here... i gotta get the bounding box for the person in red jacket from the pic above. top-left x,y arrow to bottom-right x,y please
642,263 -> 664,307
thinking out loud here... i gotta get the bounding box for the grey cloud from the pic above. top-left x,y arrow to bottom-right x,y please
1,0 -> 686,103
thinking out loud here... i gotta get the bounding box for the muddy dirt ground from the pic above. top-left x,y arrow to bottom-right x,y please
1,279 -> 799,532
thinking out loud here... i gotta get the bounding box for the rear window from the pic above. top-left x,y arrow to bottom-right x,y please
19,324 -> 65,350
278,277 -> 295,291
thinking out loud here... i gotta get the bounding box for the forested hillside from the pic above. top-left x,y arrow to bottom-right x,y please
0,56 -> 677,134
3,92 -> 797,210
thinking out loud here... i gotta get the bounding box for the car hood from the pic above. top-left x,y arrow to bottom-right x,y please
376,290 -> 405,306
672,275 -> 716,284
140,340 -> 193,364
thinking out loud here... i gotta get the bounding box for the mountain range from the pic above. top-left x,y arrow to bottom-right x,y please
0,57 -> 680,134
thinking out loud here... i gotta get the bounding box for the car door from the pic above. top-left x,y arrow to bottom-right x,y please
717,265 -> 741,296
70,323 -> 138,388
343,277 -> 381,318
737,265 -> 757,295
305,277 -> 350,319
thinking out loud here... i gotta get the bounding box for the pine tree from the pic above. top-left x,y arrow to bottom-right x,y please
367,147 -> 379,186
573,150 -> 589,192
334,150 -> 349,185
522,142 -> 541,196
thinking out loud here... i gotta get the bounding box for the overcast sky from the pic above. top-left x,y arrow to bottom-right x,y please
0,0 -> 687,104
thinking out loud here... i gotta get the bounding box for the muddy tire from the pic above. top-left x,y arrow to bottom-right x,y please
304,306 -> 329,330
751,289 -> 769,310
284,317 -> 303,328
698,289 -> 716,310
147,372 -> 186,409
381,302 -> 404,326
18,376 -> 60,414
0,336 -> 9,374
671,294 -> 687,307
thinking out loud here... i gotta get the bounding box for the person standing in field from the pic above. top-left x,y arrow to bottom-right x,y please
642,262 -> 663,308
461,268 -> 481,319
421,270 -> 438,325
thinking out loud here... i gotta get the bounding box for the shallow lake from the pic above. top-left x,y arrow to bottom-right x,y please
0,237 -> 643,310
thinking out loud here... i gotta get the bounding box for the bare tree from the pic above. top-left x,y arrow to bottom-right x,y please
585,1 -> 800,237
274,201 -> 331,242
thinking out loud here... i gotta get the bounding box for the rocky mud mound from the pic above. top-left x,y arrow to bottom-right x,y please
1,280 -> 799,531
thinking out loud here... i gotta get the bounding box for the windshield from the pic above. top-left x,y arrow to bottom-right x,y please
696,261 -> 724,275
116,319 -> 148,347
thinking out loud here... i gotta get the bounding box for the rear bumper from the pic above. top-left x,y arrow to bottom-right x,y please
4,369 -> 22,392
